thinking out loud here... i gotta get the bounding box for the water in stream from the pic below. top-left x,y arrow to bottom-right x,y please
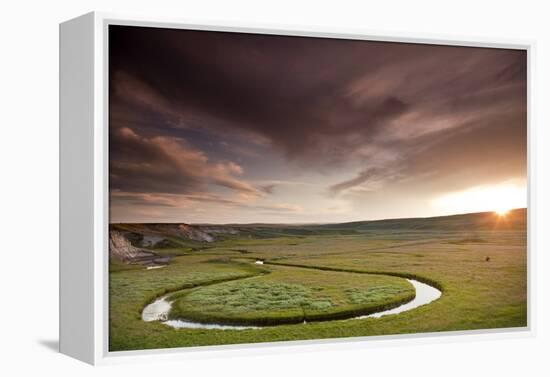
141,278 -> 441,330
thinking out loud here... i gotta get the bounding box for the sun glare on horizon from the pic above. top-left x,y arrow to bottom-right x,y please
495,208 -> 510,216
432,183 -> 526,216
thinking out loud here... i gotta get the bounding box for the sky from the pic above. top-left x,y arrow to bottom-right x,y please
109,25 -> 527,224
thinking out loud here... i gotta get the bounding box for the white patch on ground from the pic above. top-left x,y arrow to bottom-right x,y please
255,260 -> 264,265
146,265 -> 166,270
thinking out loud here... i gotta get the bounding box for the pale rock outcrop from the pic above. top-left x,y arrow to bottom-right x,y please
109,230 -> 156,263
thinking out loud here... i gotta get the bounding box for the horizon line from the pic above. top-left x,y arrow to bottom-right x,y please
109,207 -> 527,226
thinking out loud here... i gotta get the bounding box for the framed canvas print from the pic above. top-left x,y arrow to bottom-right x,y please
59,12 -> 533,365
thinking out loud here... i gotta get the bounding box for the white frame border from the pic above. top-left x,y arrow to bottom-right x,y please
84,11 -> 535,365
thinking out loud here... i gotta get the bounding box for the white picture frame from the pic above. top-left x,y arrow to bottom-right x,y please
59,11 -> 535,365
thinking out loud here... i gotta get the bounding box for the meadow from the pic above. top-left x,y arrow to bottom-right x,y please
109,209 -> 527,351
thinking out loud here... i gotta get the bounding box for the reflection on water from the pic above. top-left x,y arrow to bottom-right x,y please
164,320 -> 259,330
356,279 -> 441,319
142,296 -> 171,322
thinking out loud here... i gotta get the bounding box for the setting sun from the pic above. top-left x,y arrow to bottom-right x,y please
495,208 -> 510,216
432,183 -> 526,216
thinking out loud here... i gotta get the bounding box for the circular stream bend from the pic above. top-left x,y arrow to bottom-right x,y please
142,276 -> 441,330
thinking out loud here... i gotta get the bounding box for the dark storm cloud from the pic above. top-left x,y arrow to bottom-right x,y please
109,27 -> 416,159
109,25 -> 526,222
110,26 -> 525,165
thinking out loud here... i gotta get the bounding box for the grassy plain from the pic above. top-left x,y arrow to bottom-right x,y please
168,265 -> 415,325
109,209 -> 527,351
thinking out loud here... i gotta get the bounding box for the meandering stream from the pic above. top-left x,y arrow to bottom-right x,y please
142,269 -> 442,330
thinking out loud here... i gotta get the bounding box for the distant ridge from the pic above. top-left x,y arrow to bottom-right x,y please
111,208 -> 526,249
112,208 -> 527,227
319,208 -> 527,231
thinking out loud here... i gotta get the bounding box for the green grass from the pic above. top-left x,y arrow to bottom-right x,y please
168,266 -> 414,326
109,255 -> 264,351
109,211 -> 527,352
